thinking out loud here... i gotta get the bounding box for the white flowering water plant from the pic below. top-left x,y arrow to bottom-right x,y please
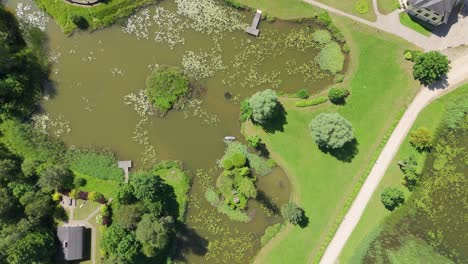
16,3 -> 49,31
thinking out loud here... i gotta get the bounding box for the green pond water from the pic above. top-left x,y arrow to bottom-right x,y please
5,0 -> 343,262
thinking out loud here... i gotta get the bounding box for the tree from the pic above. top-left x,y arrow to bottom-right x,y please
413,51 -> 450,85
19,191 -> 53,219
231,152 -> 247,168
115,203 -> 145,230
237,177 -> 257,199
102,224 -> 139,262
116,183 -> 135,204
380,187 -> 405,211
281,202 -> 303,225
410,127 -> 433,151
6,231 -> 54,264
136,214 -> 173,257
309,113 -> 354,149
0,159 -> 18,183
0,187 -> 15,218
328,87 -> 350,104
248,89 -> 279,124
131,172 -> 166,215
399,155 -> 419,190
246,135 -> 261,148
38,165 -> 73,191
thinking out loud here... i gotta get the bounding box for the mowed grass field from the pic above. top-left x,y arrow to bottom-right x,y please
244,14 -> 421,263
339,85 -> 468,263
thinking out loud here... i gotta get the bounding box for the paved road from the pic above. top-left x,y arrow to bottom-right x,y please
319,52 -> 468,264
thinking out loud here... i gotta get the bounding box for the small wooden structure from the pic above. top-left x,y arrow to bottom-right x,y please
118,160 -> 132,183
246,9 -> 262,36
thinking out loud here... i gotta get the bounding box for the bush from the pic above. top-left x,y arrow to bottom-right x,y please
312,30 -> 332,45
334,74 -> 345,83
73,177 -> 86,187
219,142 -> 272,176
261,224 -> 283,246
409,127 -> 433,151
88,191 -> 105,203
309,113 -> 354,149
231,153 -> 247,168
354,0 -> 369,14
69,189 -> 79,199
317,11 -> 332,27
240,99 -> 252,122
413,51 -> 450,85
328,87 -> 350,104
246,135 -> 261,148
146,66 -> 189,112
267,159 -> 276,168
342,43 -> 350,53
70,14 -> 89,30
248,89 -> 279,124
295,96 -> 328,107
295,88 -> 310,99
281,202 -> 303,225
381,187 -> 405,211
315,42 -> 345,74
52,192 -> 61,202
223,159 -> 234,170
68,148 -> 122,181
404,51 -> 412,60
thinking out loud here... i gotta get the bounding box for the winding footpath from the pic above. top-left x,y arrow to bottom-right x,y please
293,1 -> 468,263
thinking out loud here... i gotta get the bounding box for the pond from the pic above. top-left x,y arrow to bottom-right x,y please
5,0 -> 344,262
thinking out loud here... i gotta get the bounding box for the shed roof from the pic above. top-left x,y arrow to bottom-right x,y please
57,226 -> 84,261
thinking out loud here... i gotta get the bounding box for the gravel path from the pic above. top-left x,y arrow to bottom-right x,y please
319,52 -> 468,264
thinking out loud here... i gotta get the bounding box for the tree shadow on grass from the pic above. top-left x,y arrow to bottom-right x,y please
298,209 -> 309,229
256,190 -> 280,215
173,224 -> 208,261
261,104 -> 288,134
319,138 -> 359,163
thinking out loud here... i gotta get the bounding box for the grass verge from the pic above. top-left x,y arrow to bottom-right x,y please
33,0 -> 156,34
234,0 -> 317,19
377,0 -> 400,14
399,12 -> 432,36
339,85 -> 468,263
245,14 -> 420,264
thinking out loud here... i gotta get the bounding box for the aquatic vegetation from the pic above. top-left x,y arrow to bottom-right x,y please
312,29 -> 332,45
31,113 -> 71,137
81,96 -> 95,112
182,50 -> 226,80
182,99 -> 220,126
110,67 -> 125,77
284,26 -> 316,52
315,41 -> 345,74
124,90 -> 154,119
16,3 -> 49,31
67,148 -> 123,181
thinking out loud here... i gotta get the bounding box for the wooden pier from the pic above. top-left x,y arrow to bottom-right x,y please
246,9 -> 262,36
118,160 -> 132,183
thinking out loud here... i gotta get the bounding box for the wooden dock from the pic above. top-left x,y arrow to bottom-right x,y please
118,160 -> 132,183
246,9 -> 262,36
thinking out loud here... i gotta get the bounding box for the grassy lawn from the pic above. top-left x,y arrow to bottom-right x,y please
33,0 -> 156,34
399,12 -> 432,36
315,0 -> 376,21
245,14 -> 420,264
73,200 -> 102,220
377,0 -> 400,14
339,85 -> 468,263
80,216 -> 105,264
74,171 -> 120,198
235,0 -> 317,19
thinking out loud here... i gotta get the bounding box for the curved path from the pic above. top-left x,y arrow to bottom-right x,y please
319,52 -> 468,264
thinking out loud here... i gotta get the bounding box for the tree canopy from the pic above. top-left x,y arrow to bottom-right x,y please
412,51 -> 450,85
380,187 -> 405,211
281,202 -> 303,225
248,89 -> 279,124
135,214 -> 173,257
309,113 -> 354,149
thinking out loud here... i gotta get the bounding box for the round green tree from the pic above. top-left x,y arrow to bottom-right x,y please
146,66 -> 189,112
309,113 -> 354,149
248,89 -> 279,124
381,187 -> 405,211
409,127 -> 433,151
413,51 -> 450,85
281,202 -> 303,225
328,87 -> 350,104
231,152 -> 247,168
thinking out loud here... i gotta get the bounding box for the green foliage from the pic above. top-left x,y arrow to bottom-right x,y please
380,187 -> 405,211
114,203 -> 145,230
240,99 -> 253,122
312,30 -> 332,45
248,89 -> 279,124
102,224 -> 139,262
309,113 -> 354,149
295,96 -> 328,107
334,74 -> 345,83
328,87 -> 350,104
261,223 -> 283,246
116,183 -> 135,205
223,159 -> 234,170
237,177 -> 257,198
68,148 -> 122,181
295,88 -> 310,99
70,14 -> 89,30
444,93 -> 468,128
404,51 -> 413,60
52,192 -> 61,202
136,214 -> 173,257
231,152 -> 247,168
38,165 -> 73,191
413,51 -> 450,85
204,189 -> 250,222
219,141 -> 272,176
6,231 -> 54,264
317,11 -> 333,27
88,191 -> 105,202
246,135 -> 262,148
342,44 -> 350,53
19,191 -> 54,220
0,187 -> 15,218
400,155 -> 419,190
281,202 -> 303,225
355,0 -> 369,14
409,127 -> 433,151
223,0 -> 246,9
315,41 -> 345,74
130,172 -> 166,214
73,177 -> 86,187
146,66 -> 189,112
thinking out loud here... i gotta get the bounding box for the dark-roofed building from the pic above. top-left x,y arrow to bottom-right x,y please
57,226 -> 85,261
406,0 -> 465,26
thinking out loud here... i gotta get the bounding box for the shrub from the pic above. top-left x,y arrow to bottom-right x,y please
88,191 -> 105,203
404,51 -> 412,60
267,159 -> 276,168
219,142 -> 272,176
52,192 -> 61,202
328,87 -> 350,104
312,30 -> 332,45
334,74 -> 345,83
309,113 -> 354,149
317,11 -> 332,27
399,155 -> 419,190
413,51 -> 450,85
70,15 -> 89,30
231,153 -> 247,168
281,202 -> 303,225
73,177 -> 86,187
354,0 -> 369,14
246,135 -> 261,148
223,159 -> 234,170
295,96 -> 328,107
205,189 -> 220,206
146,66 -> 189,112
342,43 -> 350,53
240,99 -> 252,122
296,88 -> 310,99
248,89 -> 279,124
381,187 -> 405,211
409,127 -> 433,151
315,42 -> 345,74
261,224 -> 283,246
266,14 -> 276,23
69,189 -> 79,199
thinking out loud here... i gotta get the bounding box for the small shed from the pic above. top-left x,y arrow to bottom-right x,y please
57,226 -> 85,261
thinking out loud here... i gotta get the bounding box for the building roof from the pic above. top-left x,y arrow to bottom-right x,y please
57,226 -> 84,261
408,0 -> 460,23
